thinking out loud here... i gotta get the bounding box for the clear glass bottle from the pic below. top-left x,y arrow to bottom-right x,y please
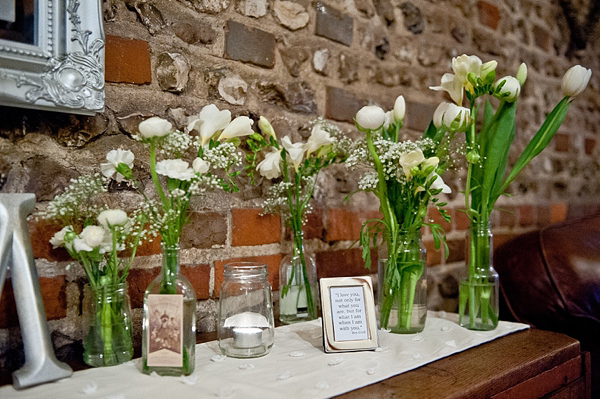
378,229 -> 427,333
279,238 -> 318,324
218,262 -> 275,358
142,244 -> 196,376
82,282 -> 133,367
459,220 -> 499,331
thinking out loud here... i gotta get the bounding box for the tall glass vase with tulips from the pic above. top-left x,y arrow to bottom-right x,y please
247,117 -> 350,323
430,55 -> 591,330
349,96 -> 456,333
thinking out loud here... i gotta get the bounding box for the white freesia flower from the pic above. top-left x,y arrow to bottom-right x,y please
422,156 -> 439,171
516,63 -> 527,86
433,102 -> 450,128
100,149 -> 134,182
434,102 -> 470,131
187,104 -> 232,146
74,226 -> 105,252
219,116 -> 254,141
50,226 -> 73,248
305,124 -> 334,156
383,111 -> 394,130
97,209 -> 128,228
258,116 -> 277,141
192,157 -> 210,174
138,117 -> 173,138
430,73 -> 464,105
430,173 -> 451,194
561,65 -> 592,97
452,54 -> 482,85
399,149 -> 425,178
155,159 -> 196,181
393,95 -> 406,122
282,136 -> 306,171
356,105 -> 386,130
494,76 -> 521,102
480,60 -> 498,80
256,148 -> 282,179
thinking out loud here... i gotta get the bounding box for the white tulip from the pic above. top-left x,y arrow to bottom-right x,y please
430,73 -> 464,105
192,157 -> 210,174
430,173 -> 451,194
188,104 -> 231,146
561,65 -> 592,98
74,226 -> 105,252
305,124 -> 334,156
258,116 -> 277,141
399,149 -> 425,178
218,116 -> 254,141
355,105 -> 386,130
98,209 -> 128,228
49,226 -> 73,248
138,117 -> 173,138
452,54 -> 482,85
155,159 -> 196,181
256,148 -> 282,179
393,95 -> 406,122
282,136 -> 306,171
494,76 -> 521,102
101,149 -> 134,182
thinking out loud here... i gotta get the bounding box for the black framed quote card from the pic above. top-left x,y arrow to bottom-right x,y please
319,276 -> 379,353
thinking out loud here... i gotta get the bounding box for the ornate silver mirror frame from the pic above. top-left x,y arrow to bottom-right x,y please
0,0 -> 104,115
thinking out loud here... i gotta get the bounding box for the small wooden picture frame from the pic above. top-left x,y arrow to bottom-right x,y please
319,276 -> 379,353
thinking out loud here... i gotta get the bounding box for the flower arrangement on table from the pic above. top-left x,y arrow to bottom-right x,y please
247,117 -> 351,323
349,95 -> 457,333
429,54 -> 592,330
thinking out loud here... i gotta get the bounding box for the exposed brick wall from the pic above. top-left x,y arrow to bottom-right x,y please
0,0 -> 599,372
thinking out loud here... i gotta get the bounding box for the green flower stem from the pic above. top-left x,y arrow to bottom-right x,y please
149,138 -> 169,210
100,286 -> 113,362
160,246 -> 178,294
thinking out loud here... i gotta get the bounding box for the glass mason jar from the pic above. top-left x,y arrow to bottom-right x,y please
82,282 -> 133,367
279,236 -> 318,324
378,229 -> 427,333
218,262 -> 275,358
142,244 -> 196,376
459,221 -> 499,331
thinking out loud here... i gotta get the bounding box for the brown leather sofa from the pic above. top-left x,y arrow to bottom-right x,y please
495,214 -> 600,398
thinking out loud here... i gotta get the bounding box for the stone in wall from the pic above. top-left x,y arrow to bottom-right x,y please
354,0 -> 375,18
280,47 -> 310,77
313,48 -> 330,75
128,1 -> 166,35
273,1 -> 310,31
339,53 -> 359,84
400,2 -> 425,34
218,74 -> 249,105
172,21 -> 218,45
225,20 -> 276,68
257,82 -> 318,114
190,0 -> 231,14
315,2 -> 354,46
156,52 -> 191,93
373,0 -> 395,26
241,0 -> 268,18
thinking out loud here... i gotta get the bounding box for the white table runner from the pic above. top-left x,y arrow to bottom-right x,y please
1,312 -> 529,399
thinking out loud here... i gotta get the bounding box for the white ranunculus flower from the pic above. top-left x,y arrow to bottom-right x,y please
305,124 -> 334,156
97,209 -> 128,228
74,226 -> 105,252
399,149 -> 425,178
355,105 -> 386,130
192,157 -> 210,174
282,136 -> 306,171
430,73 -> 464,105
430,173 -> 451,194
494,76 -> 521,102
258,116 -> 277,141
219,116 -> 254,141
155,159 -> 196,181
138,117 -> 173,138
393,95 -> 406,122
256,148 -> 282,179
452,54 -> 482,85
100,149 -> 134,182
561,65 -> 592,98
188,104 -> 232,146
49,226 -> 73,248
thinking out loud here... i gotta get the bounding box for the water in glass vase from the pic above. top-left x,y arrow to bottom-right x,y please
279,249 -> 318,324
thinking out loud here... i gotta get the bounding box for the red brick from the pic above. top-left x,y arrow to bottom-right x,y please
105,35 -> 152,84
477,1 -> 500,30
498,206 -> 516,228
532,25 -> 552,51
493,233 -> 517,251
284,208 -> 325,240
424,239 -> 443,266
316,248 -> 373,278
454,208 -> 471,231
127,267 -> 160,308
428,206 -> 452,233
536,204 -> 552,227
27,219 -> 72,262
181,211 -> 227,249
214,254 -> 284,297
445,238 -> 465,264
550,203 -> 568,224
585,138 -> 596,155
133,235 -> 162,257
554,133 -> 570,152
519,205 -> 535,227
0,276 -> 66,328
325,208 -> 381,242
181,264 -> 211,300
231,209 -> 281,246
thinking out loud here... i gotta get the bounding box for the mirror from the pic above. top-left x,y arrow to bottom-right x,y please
0,0 -> 104,115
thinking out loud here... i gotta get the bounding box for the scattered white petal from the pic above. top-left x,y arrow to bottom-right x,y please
277,371 -> 294,380
328,357 -> 344,366
441,325 -> 451,331
366,367 -> 379,375
150,371 -> 160,378
179,375 -> 198,385
289,351 -> 305,357
380,328 -> 391,333
445,340 -> 457,347
80,382 -> 98,394
316,381 -> 330,390
374,346 -> 388,352
412,353 -> 423,360
437,310 -> 447,318
239,363 -> 255,370
210,354 -> 226,362
411,334 -> 423,341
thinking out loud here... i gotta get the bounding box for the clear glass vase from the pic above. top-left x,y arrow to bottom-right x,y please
458,220 -> 499,331
142,244 -> 196,376
218,262 -> 275,358
82,282 -> 133,367
279,233 -> 318,324
378,229 -> 427,333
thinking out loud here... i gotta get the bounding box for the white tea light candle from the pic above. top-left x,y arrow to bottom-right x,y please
233,327 -> 263,348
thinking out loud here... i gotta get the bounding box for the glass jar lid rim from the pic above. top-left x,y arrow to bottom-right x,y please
224,262 -> 268,275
